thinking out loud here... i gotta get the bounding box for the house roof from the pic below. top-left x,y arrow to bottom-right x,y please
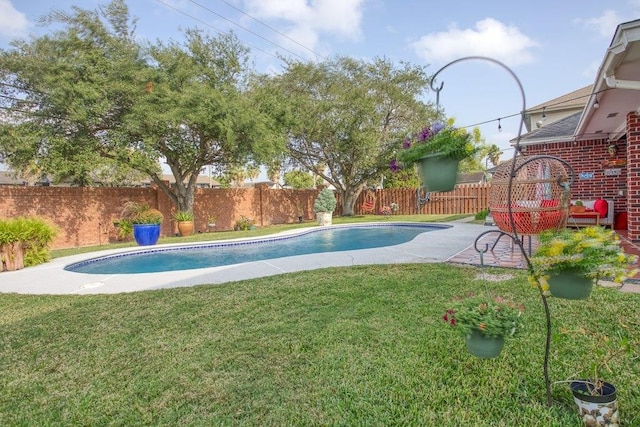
457,171 -> 486,183
527,85 -> 592,114
0,171 -> 29,186
576,19 -> 640,140
517,111 -> 582,145
512,19 -> 640,146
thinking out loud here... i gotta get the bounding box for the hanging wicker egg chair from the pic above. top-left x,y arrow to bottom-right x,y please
489,155 -> 572,235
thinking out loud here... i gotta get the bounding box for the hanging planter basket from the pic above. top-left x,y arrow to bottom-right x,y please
418,153 -> 460,192
490,156 -> 571,235
547,268 -> 594,300
570,381 -> 618,426
464,330 -> 505,359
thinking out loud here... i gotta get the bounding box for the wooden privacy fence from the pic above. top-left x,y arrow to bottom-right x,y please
353,183 -> 490,216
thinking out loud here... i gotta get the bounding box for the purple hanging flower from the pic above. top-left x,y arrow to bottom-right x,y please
432,120 -> 445,134
402,137 -> 412,149
418,126 -> 432,141
389,158 -> 400,172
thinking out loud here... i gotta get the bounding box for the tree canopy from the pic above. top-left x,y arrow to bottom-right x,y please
263,56 -> 435,215
0,0 -> 285,212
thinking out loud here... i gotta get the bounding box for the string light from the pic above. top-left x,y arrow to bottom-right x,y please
498,118 -> 502,132
593,97 -> 599,109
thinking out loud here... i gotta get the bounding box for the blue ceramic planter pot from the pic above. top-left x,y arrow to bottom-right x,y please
133,224 -> 161,246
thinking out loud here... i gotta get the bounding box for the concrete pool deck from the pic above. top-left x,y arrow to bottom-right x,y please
1,220 -> 491,295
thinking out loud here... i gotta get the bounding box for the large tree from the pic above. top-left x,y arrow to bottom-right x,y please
0,0 -> 285,212
266,56 -> 434,215
0,0 -> 146,185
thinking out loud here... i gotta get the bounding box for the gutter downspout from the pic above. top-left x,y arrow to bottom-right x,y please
605,75 -> 640,90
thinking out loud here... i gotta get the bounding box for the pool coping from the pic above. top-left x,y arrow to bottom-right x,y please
1,220 -> 492,295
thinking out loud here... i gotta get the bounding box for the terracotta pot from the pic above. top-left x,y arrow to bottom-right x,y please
177,220 -> 194,236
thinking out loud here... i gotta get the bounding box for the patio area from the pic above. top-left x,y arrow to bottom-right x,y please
447,225 -> 640,294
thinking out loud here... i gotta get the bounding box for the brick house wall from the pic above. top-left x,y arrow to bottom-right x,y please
627,111 -> 640,240
522,111 -> 640,241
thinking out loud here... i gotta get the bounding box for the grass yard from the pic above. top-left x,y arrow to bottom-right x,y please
1,263 -> 638,426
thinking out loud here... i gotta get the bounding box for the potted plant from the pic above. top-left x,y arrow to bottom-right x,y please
391,118 -> 478,192
207,216 -> 216,229
570,200 -> 586,213
555,326 -> 635,426
442,293 -> 523,359
234,215 -> 255,231
173,210 -> 195,237
313,189 -> 337,226
530,226 -> 638,300
119,201 -> 164,246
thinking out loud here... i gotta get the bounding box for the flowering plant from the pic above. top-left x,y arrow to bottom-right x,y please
530,226 -> 637,285
380,202 -> 399,215
234,215 -> 255,231
443,293 -> 524,338
390,119 -> 477,171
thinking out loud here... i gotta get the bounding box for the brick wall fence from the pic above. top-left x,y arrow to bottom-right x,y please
0,183 -> 489,249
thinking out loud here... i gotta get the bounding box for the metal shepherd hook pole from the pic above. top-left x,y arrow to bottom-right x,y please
429,56 -> 557,406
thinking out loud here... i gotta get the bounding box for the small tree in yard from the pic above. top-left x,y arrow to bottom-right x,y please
313,189 -> 337,213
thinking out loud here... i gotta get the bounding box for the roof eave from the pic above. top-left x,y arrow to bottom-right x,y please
575,20 -> 640,137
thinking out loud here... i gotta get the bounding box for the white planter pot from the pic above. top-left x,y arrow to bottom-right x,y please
571,381 -> 618,426
316,211 -> 333,226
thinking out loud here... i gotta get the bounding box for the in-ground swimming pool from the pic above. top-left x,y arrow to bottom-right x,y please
65,223 -> 447,274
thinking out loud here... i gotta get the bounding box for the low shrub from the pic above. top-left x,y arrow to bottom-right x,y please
0,216 -> 57,267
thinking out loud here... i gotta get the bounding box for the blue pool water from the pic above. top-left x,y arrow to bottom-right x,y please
65,223 -> 446,274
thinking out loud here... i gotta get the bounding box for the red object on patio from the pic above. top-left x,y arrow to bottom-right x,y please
489,156 -> 571,235
615,212 -> 628,230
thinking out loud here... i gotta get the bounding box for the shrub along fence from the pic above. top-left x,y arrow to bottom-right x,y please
0,183 -> 489,249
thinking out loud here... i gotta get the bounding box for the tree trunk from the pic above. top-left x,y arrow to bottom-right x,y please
177,184 -> 196,212
341,188 -> 360,216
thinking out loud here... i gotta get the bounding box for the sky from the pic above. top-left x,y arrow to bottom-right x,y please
1,0 -> 639,164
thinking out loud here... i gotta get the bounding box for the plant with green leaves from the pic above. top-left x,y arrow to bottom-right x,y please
0,216 -> 57,267
119,201 -> 164,227
172,211 -> 194,222
234,216 -> 255,231
391,118 -> 478,170
530,226 -> 637,285
313,189 -> 337,213
443,293 -> 524,338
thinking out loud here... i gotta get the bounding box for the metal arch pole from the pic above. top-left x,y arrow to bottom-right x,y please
431,56 -> 558,407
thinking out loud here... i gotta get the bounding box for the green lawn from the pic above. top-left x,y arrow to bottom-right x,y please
1,261 -> 638,425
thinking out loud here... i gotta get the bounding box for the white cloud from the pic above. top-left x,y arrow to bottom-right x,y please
0,0 -> 30,39
243,0 -> 366,55
410,18 -> 538,67
574,10 -> 622,38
